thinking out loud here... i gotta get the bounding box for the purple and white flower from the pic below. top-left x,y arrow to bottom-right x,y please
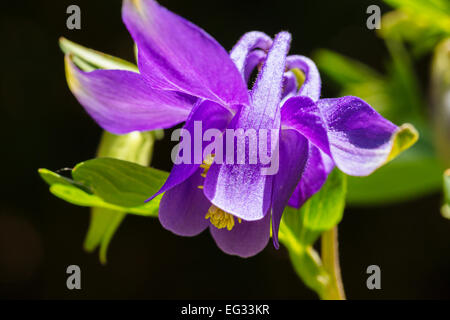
65,0 -> 415,257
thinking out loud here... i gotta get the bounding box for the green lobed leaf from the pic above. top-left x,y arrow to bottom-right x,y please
83,131 -> 162,263
83,131 -> 159,263
302,169 -> 347,232
39,168 -> 82,189
280,169 -> 347,247
39,157 -> 168,217
72,158 -> 168,208
39,162 -> 166,217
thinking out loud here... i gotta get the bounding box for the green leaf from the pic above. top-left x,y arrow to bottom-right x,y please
72,158 -> 168,208
39,168 -> 81,188
39,157 -> 168,217
301,169 -> 347,233
280,169 -> 347,247
86,130 -> 164,264
443,169 -> 450,219
40,165 -> 165,216
59,37 -> 138,72
84,131 -> 160,263
278,169 -> 347,297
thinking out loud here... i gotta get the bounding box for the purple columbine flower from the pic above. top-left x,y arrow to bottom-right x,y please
65,0 -> 415,257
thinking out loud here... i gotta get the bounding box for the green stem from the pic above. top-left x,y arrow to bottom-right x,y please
320,226 -> 346,300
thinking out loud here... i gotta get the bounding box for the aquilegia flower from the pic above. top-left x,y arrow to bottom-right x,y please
65,0 -> 416,257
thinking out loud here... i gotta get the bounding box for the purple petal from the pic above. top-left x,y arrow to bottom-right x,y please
159,169 -> 210,236
250,32 -> 291,112
271,129 -> 309,249
122,0 -> 249,106
317,96 -> 398,176
203,32 -> 292,221
230,31 -> 272,77
281,71 -> 298,103
288,144 -> 334,208
243,50 -> 266,84
65,56 -> 194,134
149,100 -> 232,201
281,96 -> 331,154
286,55 -> 321,101
209,211 -> 271,258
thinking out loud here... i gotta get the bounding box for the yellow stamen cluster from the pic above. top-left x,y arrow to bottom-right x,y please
205,205 -> 242,231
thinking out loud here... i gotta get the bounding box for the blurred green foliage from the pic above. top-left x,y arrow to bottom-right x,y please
443,170 -> 450,219
314,0 -> 450,206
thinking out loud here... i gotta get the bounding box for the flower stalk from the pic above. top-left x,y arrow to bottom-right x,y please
320,226 -> 346,300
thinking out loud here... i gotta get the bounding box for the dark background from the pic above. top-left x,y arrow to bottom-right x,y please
1,0 -> 449,299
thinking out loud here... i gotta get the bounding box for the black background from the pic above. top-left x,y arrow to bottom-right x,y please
1,0 -> 449,299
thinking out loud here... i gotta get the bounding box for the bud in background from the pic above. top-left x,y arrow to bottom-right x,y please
431,39 -> 450,167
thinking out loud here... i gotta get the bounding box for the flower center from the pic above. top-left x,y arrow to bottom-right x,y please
205,205 -> 242,231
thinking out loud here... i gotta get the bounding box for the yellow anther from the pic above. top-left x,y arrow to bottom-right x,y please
199,154 -> 215,177
205,205 -> 242,231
